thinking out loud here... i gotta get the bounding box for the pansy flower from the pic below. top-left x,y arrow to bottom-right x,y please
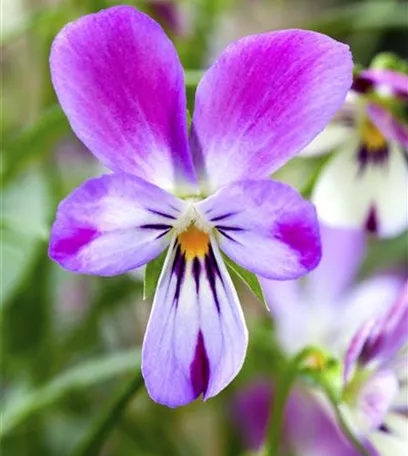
232,380 -> 373,455
343,282 -> 408,456
48,6 -> 352,406
302,67 -> 408,238
261,223 -> 403,356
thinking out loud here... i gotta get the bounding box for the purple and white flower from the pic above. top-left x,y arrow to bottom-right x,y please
48,6 -> 352,406
232,380 -> 370,455
303,69 -> 408,238
343,282 -> 408,455
261,223 -> 404,356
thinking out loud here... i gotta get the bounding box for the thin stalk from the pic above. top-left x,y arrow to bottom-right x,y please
266,348 -> 316,455
71,372 -> 144,456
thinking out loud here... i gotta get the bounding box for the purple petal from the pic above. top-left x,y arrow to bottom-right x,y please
305,223 -> 366,302
197,179 -> 321,280
359,69 -> 408,97
343,279 -> 405,382
344,319 -> 378,384
260,279 -> 315,354
190,29 -> 352,192
357,370 -> 399,432
50,6 -> 197,193
142,235 -> 248,407
232,382 -> 368,456
285,388 -> 369,456
49,173 -> 184,275
231,379 -> 272,451
366,103 -> 408,149
360,282 -> 408,367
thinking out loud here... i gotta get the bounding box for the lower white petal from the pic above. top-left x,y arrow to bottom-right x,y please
141,233 -> 248,407
313,139 -> 408,237
371,413 -> 408,456
373,143 -> 408,237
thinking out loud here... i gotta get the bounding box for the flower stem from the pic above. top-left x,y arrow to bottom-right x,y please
71,372 -> 144,456
319,380 -> 370,456
266,348 -> 316,455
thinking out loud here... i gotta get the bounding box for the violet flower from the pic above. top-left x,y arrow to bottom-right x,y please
302,68 -> 408,238
261,224 -> 404,356
343,282 -> 408,455
232,380 -> 368,455
48,6 -> 352,406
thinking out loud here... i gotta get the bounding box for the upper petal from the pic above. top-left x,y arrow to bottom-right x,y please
50,6 -> 197,193
358,69 -> 408,97
49,173 -> 184,275
197,179 -> 321,280
190,29 -> 353,192
142,234 -> 248,407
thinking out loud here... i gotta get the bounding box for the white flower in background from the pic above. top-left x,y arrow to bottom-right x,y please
303,69 -> 408,238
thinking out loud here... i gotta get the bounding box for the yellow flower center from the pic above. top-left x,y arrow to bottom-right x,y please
360,118 -> 387,152
178,225 -> 210,261
303,351 -> 327,370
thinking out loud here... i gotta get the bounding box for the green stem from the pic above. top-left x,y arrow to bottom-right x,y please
319,381 -> 370,456
71,372 -> 144,456
266,348 -> 315,455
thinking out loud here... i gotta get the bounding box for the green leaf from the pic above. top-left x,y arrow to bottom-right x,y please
2,105 -> 69,188
2,349 -> 140,436
223,256 -> 266,306
187,109 -> 192,128
184,70 -> 204,87
71,374 -> 144,456
143,249 -> 168,300
304,2 -> 408,34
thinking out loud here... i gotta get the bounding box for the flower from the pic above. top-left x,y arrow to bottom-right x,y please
148,1 -> 185,36
343,282 -> 408,455
232,379 -> 370,455
302,67 -> 408,238
48,6 -> 352,406
261,223 -> 404,356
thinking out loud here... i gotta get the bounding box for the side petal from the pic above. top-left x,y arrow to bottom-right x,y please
367,103 -> 408,149
338,275 -> 403,359
312,139 -> 408,238
360,281 -> 408,367
306,223 -> 366,303
357,370 -> 399,433
50,6 -> 196,193
142,235 -> 248,407
260,279 -> 312,354
197,179 -> 321,280
342,278 -> 404,382
300,123 -> 353,157
358,69 -> 408,97
49,173 -> 184,275
190,29 -> 352,192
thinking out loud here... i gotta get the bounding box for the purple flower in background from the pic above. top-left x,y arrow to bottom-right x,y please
343,283 -> 408,455
149,0 -> 185,36
261,224 -> 404,356
302,69 -> 408,238
232,380 -> 368,455
48,6 -> 352,406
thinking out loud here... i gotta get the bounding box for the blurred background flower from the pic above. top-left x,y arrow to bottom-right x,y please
2,0 -> 407,455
